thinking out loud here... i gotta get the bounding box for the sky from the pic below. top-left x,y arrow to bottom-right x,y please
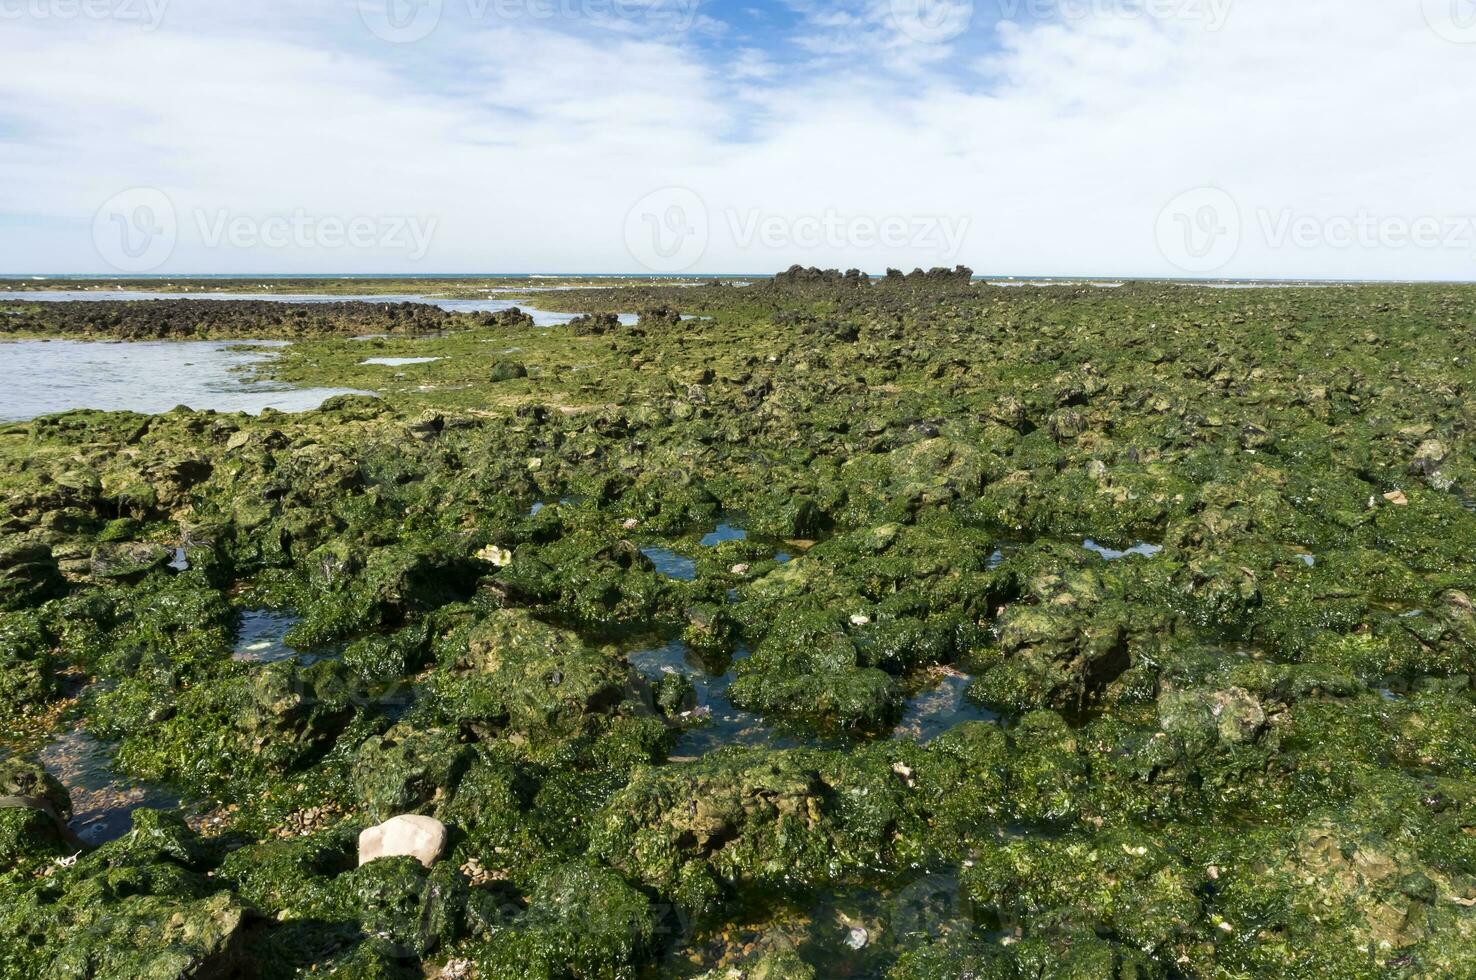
1,0 -> 1474,279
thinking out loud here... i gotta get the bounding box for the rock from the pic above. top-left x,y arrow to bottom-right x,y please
569,312 -> 621,336
476,544 -> 513,567
1209,686 -> 1266,744
358,814 -> 448,869
1410,439 -> 1449,476
490,359 -> 528,382
1048,408 -> 1085,443
353,726 -> 472,822
638,304 -> 682,328
90,541 -> 172,580
1384,489 -> 1410,506
986,395 -> 1030,431
1158,685 -> 1266,751
405,413 -> 444,442
0,755 -> 81,855
0,541 -> 66,610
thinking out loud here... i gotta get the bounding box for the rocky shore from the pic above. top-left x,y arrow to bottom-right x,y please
2,273 -> 1475,977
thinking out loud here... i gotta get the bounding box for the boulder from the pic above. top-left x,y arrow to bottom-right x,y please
0,541 -> 66,609
1410,439 -> 1449,476
90,541 -> 172,580
569,312 -> 621,336
490,359 -> 528,382
358,814 -> 447,868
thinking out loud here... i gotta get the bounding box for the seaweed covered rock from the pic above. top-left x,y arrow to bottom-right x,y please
7,277 -> 1476,975
728,608 -> 903,731
568,312 -> 621,336
964,828 -> 1203,962
967,555 -> 1174,715
412,609 -> 665,770
0,540 -> 66,610
352,726 -> 473,822
0,610 -> 59,721
0,810 -> 253,978
90,540 -> 173,580
489,359 -> 528,382
466,860 -> 656,977
0,756 -> 76,866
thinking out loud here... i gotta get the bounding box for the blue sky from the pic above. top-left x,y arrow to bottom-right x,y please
2,0 -> 1475,279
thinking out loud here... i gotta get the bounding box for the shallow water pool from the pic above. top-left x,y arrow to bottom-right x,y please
233,610 -> 305,664
641,547 -> 698,581
0,339 -> 371,423
38,729 -> 178,846
360,356 -> 443,367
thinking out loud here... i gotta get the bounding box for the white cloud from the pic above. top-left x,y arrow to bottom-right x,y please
1,0 -> 1473,279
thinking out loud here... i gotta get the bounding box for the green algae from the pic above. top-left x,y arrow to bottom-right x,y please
2,275 -> 1476,976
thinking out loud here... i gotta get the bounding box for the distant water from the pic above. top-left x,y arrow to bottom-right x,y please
0,339 -> 371,423
0,290 -> 636,327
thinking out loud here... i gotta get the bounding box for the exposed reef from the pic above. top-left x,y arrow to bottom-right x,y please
2,274 -> 1476,977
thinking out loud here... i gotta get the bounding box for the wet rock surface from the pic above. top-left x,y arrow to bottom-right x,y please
2,274 -> 1476,976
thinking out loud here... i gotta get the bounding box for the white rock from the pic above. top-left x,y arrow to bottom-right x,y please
845,926 -> 869,950
476,545 -> 513,567
850,614 -> 871,626
358,814 -> 447,869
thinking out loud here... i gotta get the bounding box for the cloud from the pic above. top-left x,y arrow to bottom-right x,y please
0,0 -> 1473,278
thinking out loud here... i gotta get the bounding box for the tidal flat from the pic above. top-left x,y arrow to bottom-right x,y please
2,269 -> 1475,977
